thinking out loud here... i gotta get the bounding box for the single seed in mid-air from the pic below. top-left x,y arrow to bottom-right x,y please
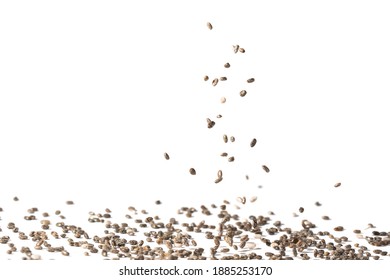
212,78 -> 219,86
230,136 -> 235,142
262,165 -> 270,173
220,97 -> 226,103
228,156 -> 235,162
239,90 -> 247,97
247,78 -> 255,83
216,114 -> 222,118
315,201 -> 322,206
215,177 -> 223,184
322,216 -> 330,220
207,118 -> 215,129
164,153 -> 170,160
299,207 -> 304,213
220,77 -> 227,81
239,47 -> 245,53
66,201 -> 74,205
204,75 -> 209,81
250,196 -> 257,203
334,226 -> 344,232
189,168 -> 196,175
250,138 -> 257,147
334,182 -> 341,188
217,170 -> 223,178
223,134 -> 228,143
207,22 -> 213,30
224,63 -> 230,68
220,152 -> 228,157
233,45 -> 239,53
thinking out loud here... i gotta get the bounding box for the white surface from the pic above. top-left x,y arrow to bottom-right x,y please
1,0 -> 390,265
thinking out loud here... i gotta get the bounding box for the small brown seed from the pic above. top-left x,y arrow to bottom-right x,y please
247,78 -> 255,83
249,196 -> 257,203
262,165 -> 270,173
220,77 -> 227,81
334,182 -> 341,188
299,207 -> 304,213
220,97 -> 226,103
55,210 -> 61,215
223,134 -> 228,143
233,45 -> 239,53
217,170 -> 223,178
204,75 -> 209,81
66,201 -> 74,205
164,153 -> 170,160
220,152 -> 228,157
239,90 -> 247,97
224,63 -> 230,68
155,200 -> 161,205
250,138 -> 257,147
230,136 -> 235,142
207,118 -> 215,129
207,22 -> 213,30
315,201 -> 322,206
216,114 -> 222,118
239,47 -> 245,53
212,78 -> 219,86
189,168 -> 196,175
228,156 -> 235,162
353,229 -> 361,234
334,226 -> 344,232
215,177 -> 223,184
322,216 -> 330,220
13,197 -> 19,201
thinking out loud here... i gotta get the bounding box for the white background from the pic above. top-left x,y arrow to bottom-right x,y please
1,0 -> 390,268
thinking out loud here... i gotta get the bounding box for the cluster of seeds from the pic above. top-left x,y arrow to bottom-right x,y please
1,22 -> 388,261
1,198 -> 389,260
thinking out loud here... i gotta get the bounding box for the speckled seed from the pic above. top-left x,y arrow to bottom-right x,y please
212,78 -> 219,86
220,97 -> 226,103
239,48 -> 245,53
207,118 -> 215,129
250,196 -> 257,203
230,136 -> 235,142
204,75 -> 209,81
299,207 -> 304,213
220,77 -> 227,81
334,182 -> 341,188
224,63 -> 230,68
250,138 -> 257,147
247,78 -> 255,83
164,153 -> 170,160
233,45 -> 239,53
228,156 -> 235,162
207,22 -> 213,30
240,90 -> 247,97
262,165 -> 270,173
334,226 -> 344,231
215,177 -> 223,184
223,135 -> 228,143
189,168 -> 196,175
